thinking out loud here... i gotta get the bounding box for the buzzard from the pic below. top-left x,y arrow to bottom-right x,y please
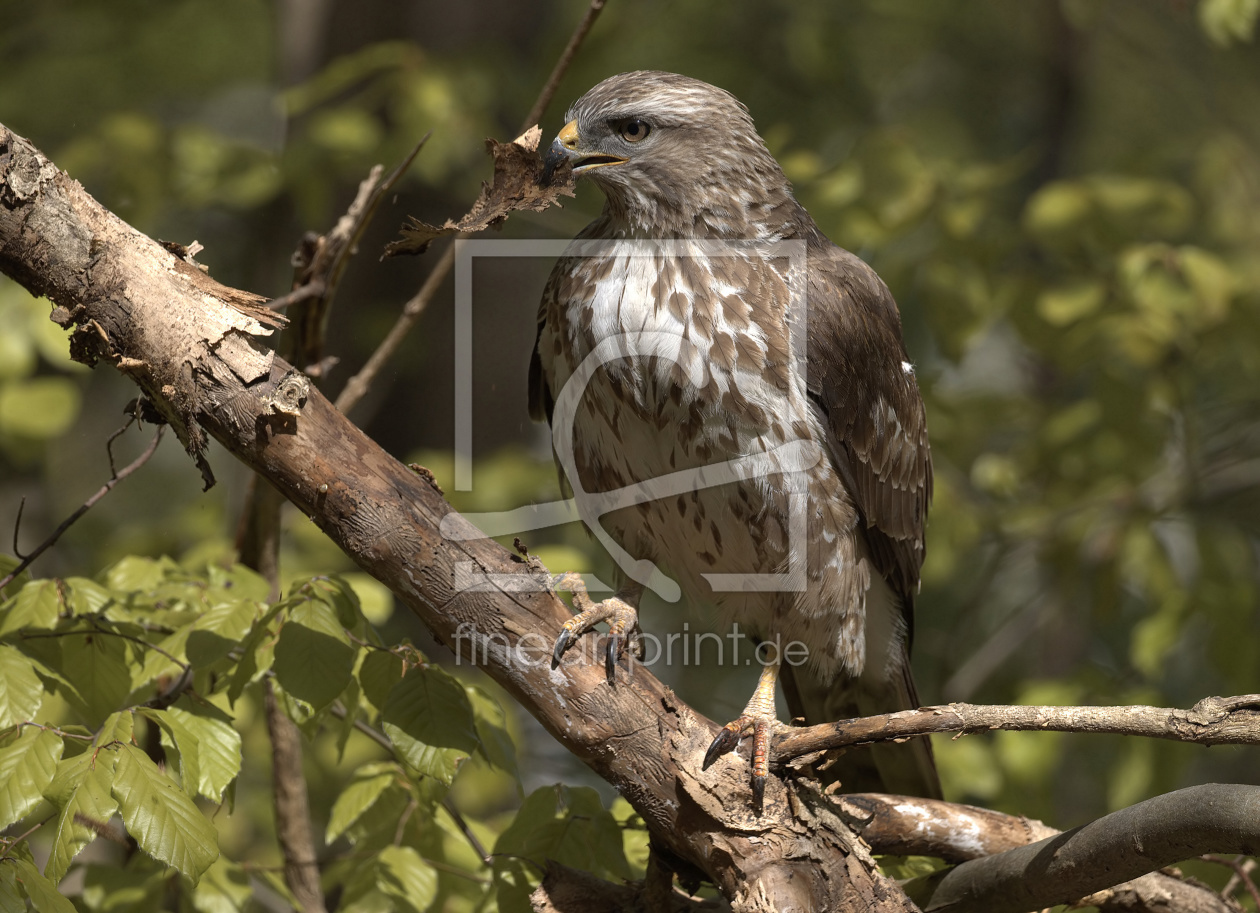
531,71 -> 939,803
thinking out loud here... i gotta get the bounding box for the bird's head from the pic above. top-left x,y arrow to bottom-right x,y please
543,71 -> 793,237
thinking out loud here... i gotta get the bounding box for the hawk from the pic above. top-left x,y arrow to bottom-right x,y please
531,71 -> 939,803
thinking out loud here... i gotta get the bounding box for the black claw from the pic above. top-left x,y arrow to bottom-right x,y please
605,634 -> 619,682
751,774 -> 766,811
703,728 -> 740,770
551,629 -> 572,669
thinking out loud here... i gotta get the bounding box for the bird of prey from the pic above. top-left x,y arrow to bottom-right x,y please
531,71 -> 939,803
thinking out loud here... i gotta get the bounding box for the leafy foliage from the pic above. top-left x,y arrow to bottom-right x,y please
0,559 -> 633,909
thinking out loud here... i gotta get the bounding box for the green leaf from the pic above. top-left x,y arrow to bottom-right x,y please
190,857 -> 252,913
309,575 -> 364,632
101,556 -> 168,593
326,763 -> 397,843
1199,0 -> 1260,45
494,785 -> 630,881
0,646 -> 43,727
333,677 -> 361,761
0,555 -> 28,603
0,376 -> 80,439
0,865 -> 24,913
96,710 -> 136,749
0,579 -> 59,636
205,564 -> 272,603
163,698 -> 241,804
111,744 -> 219,883
376,845 -> 438,913
1036,280 -> 1106,327
9,858 -> 76,913
79,861 -> 169,911
225,601 -> 285,705
358,649 -> 404,715
466,685 -> 518,782
381,666 -> 479,785
63,577 -> 114,616
133,626 -> 191,688
0,727 -> 63,828
273,599 -> 355,711
343,573 -> 394,625
45,754 -> 120,885
59,632 -> 133,728
186,600 -> 258,669
140,708 -> 202,797
1023,180 -> 1090,239
44,753 -> 92,808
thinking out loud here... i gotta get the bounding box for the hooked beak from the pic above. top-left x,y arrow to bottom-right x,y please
541,119 -> 627,184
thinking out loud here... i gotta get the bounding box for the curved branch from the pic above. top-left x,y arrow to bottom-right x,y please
775,695 -> 1260,762
842,793 -> 1243,913
916,783 -> 1260,913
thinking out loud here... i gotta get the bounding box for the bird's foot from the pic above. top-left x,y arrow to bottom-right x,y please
702,661 -> 782,810
551,573 -> 642,682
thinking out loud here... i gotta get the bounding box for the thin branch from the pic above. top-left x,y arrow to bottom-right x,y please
0,817 -> 52,860
439,794 -> 493,867
333,0 -> 607,416
774,694 -> 1260,763
266,280 -> 326,312
334,241 -> 453,414
519,0 -> 608,135
88,622 -> 191,674
1203,854 -> 1260,909
11,498 -> 28,560
0,424 -> 164,591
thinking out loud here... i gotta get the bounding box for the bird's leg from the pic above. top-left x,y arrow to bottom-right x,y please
703,658 -> 781,809
551,575 -> 643,682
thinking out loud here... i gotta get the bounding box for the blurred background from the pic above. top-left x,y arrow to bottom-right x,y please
2,0 -> 1259,882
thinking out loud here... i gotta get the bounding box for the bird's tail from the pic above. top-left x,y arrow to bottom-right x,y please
780,649 -> 942,799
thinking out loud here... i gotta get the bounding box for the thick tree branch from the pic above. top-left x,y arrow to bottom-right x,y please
0,122 -> 913,913
775,694 -> 1260,762
843,794 -> 1244,913
917,783 -> 1260,912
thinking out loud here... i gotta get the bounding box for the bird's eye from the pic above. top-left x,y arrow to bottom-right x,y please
619,119 -> 651,143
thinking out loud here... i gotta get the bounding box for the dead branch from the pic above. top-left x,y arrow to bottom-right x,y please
0,121 -> 915,913
334,0 -> 598,414
1204,854 -> 1260,909
775,694 -> 1260,763
842,794 -> 1243,913
520,0 -> 608,134
0,421 -> 163,591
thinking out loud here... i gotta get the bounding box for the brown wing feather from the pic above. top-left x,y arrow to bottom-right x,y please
804,235 -> 932,632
